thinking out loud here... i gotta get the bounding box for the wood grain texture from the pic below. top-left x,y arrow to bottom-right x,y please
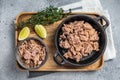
15,12 -> 104,71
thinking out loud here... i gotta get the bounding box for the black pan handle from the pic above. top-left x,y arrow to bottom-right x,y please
53,51 -> 66,65
94,16 -> 109,29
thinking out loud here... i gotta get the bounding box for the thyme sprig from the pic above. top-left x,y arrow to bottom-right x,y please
18,6 -> 71,29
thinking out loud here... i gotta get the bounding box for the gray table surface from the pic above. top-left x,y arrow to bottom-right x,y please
0,0 -> 120,80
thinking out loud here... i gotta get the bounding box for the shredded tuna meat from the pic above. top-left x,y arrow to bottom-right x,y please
59,21 -> 99,62
18,39 -> 46,68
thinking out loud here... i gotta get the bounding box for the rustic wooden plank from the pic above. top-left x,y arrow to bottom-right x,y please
15,12 -> 104,71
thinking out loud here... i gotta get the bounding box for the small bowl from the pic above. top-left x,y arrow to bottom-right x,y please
16,37 -> 48,70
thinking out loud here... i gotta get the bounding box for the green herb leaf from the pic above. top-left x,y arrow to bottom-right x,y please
18,6 -> 71,29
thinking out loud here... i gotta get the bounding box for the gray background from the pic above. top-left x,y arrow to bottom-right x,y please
0,0 -> 120,80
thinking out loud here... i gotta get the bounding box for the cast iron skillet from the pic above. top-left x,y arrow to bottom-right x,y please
16,37 -> 48,70
53,14 -> 109,67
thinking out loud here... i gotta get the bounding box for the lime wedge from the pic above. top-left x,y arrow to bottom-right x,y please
35,25 -> 47,38
18,27 -> 30,40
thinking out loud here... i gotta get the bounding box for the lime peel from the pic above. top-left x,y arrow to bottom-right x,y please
18,27 -> 30,40
35,25 -> 47,38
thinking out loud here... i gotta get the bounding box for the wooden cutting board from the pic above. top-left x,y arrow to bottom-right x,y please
15,12 -> 104,71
